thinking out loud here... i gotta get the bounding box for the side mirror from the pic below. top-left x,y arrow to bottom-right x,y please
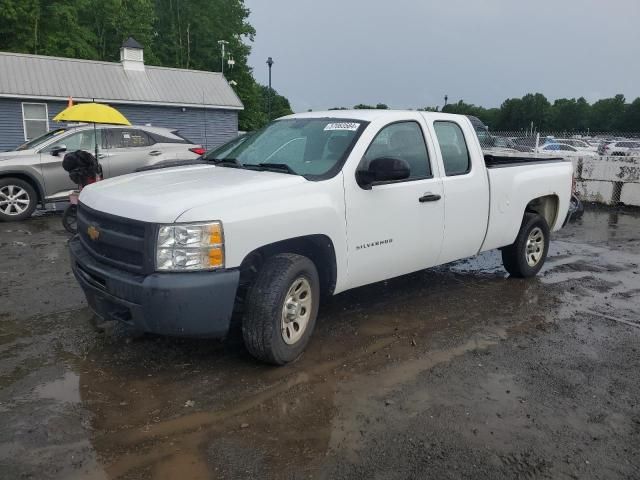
356,157 -> 411,190
50,144 -> 67,156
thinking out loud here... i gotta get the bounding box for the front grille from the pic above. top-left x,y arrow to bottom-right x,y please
77,204 -> 153,274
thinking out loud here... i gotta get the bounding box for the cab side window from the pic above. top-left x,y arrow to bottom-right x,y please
434,121 -> 471,176
361,122 -> 431,179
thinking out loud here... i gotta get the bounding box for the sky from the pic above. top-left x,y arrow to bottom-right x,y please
243,0 -> 640,112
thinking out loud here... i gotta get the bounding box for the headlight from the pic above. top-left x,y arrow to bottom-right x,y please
156,222 -> 224,271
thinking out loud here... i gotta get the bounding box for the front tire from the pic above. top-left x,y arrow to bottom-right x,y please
502,213 -> 550,278
0,178 -> 38,222
242,253 -> 320,365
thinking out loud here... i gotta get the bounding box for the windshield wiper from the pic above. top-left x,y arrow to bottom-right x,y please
252,163 -> 298,175
208,157 -> 245,168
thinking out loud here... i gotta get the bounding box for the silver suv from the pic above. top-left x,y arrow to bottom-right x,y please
0,125 -> 204,221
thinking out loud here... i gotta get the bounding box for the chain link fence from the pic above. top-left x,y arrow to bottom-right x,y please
478,131 -> 640,158
477,131 -> 640,206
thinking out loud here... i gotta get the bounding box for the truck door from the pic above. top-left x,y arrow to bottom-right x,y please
430,119 -> 490,264
344,120 -> 445,289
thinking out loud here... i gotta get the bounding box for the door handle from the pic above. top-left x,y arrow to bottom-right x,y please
419,193 -> 441,203
149,150 -> 162,156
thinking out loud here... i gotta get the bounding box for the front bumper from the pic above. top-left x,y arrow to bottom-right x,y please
69,236 -> 240,337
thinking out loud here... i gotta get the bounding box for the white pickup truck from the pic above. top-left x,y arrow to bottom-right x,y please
69,111 -> 573,364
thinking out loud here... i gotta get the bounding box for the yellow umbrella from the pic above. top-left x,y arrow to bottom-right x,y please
53,102 -> 131,158
54,102 -> 130,125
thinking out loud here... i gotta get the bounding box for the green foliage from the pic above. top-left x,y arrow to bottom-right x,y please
435,93 -> 639,131
259,85 -> 293,121
589,94 -> 626,131
0,0 -> 290,132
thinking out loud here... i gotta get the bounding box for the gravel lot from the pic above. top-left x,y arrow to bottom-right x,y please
0,207 -> 638,479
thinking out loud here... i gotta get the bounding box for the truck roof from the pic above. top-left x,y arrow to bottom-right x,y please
280,109 -> 468,122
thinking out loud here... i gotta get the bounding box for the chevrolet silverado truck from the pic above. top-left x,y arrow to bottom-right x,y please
69,111 -> 573,364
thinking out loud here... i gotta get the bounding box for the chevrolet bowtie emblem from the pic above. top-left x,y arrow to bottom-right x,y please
87,225 -> 100,241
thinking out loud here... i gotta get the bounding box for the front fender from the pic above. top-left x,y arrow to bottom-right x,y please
175,173 -> 349,292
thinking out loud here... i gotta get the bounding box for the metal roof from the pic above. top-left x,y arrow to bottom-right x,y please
0,51 -> 243,110
122,37 -> 143,49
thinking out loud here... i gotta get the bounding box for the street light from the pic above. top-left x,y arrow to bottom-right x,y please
217,40 -> 229,74
266,57 -> 274,121
444,94 -> 448,108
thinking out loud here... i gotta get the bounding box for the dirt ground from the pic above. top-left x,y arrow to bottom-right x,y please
0,207 -> 639,479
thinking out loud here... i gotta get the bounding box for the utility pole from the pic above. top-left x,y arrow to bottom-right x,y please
218,40 -> 229,75
266,57 -> 274,121
444,94 -> 448,108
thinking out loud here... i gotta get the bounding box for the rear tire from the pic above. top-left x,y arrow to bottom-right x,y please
242,253 -> 320,365
0,178 -> 38,222
502,213 -> 550,278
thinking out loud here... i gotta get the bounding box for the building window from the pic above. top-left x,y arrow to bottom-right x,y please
22,103 -> 49,141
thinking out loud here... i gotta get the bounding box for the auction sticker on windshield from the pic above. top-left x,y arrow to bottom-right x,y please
324,122 -> 360,131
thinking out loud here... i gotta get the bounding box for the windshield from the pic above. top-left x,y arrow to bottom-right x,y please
15,128 -> 67,151
203,118 -> 366,177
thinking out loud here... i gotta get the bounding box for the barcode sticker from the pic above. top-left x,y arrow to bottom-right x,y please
324,122 -> 360,131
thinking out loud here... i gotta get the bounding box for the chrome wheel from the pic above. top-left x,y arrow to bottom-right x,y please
281,277 -> 312,345
525,227 -> 544,267
0,185 -> 31,216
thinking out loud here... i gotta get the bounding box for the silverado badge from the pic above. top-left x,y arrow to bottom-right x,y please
87,225 -> 100,241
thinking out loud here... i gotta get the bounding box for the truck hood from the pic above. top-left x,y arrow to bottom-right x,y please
79,164 -> 307,223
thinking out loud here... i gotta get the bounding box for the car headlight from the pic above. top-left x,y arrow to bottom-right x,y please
156,222 -> 224,271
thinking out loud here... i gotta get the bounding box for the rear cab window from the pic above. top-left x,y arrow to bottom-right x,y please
433,121 -> 471,176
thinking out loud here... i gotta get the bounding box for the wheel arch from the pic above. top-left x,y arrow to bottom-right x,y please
238,234 -> 338,297
524,194 -> 559,228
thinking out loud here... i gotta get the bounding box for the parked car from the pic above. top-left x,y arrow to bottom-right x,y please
465,115 -> 496,149
555,139 -> 597,153
538,143 -> 597,157
0,125 -> 204,221
599,140 -> 640,156
69,110 -> 573,364
493,136 -> 518,149
511,137 -> 538,152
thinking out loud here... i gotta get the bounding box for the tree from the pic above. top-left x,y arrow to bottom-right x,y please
621,98 -> 640,132
590,94 -> 626,131
548,97 -> 590,132
259,85 -> 293,121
